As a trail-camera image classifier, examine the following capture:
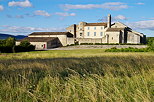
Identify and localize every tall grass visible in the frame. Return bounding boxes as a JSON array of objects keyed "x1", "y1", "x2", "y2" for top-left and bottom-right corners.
[{"x1": 0, "y1": 50, "x2": 154, "y2": 102}]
